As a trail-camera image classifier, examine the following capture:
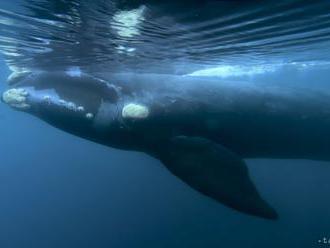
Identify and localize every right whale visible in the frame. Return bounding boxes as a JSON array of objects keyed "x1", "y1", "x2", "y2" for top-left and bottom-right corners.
[{"x1": 3, "y1": 71, "x2": 330, "y2": 220}]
